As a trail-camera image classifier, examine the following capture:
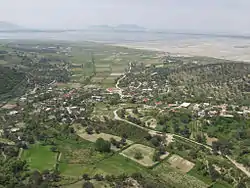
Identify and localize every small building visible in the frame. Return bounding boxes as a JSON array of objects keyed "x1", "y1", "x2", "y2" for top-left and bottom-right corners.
[
  {"x1": 9, "y1": 111, "x2": 18, "y2": 115},
  {"x1": 180, "y1": 102, "x2": 191, "y2": 108}
]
